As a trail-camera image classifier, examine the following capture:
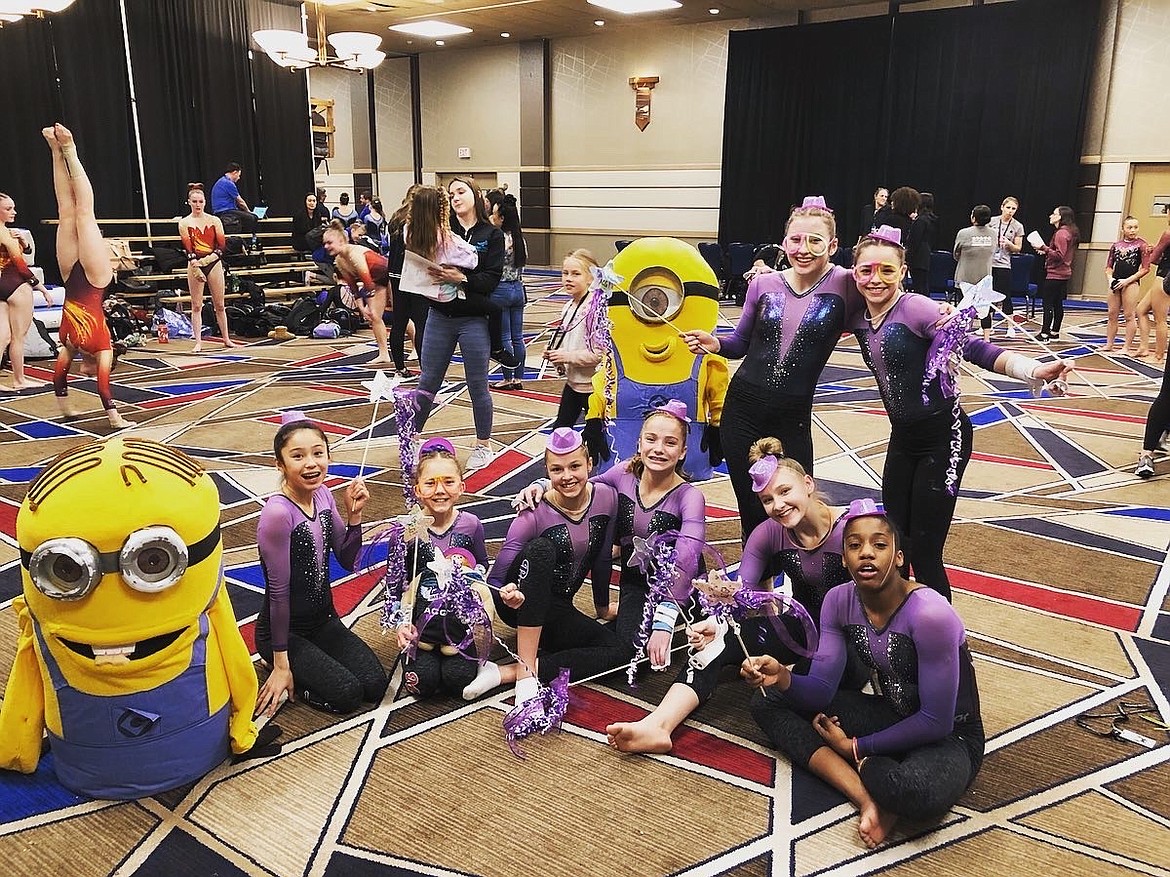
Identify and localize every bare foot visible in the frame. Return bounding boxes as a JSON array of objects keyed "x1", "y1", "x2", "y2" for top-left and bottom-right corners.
[
  {"x1": 1100, "y1": 344, "x2": 1116, "y2": 352},
  {"x1": 8, "y1": 378, "x2": 49, "y2": 390},
  {"x1": 42, "y1": 126, "x2": 58, "y2": 146},
  {"x1": 223, "y1": 338, "x2": 240, "y2": 349},
  {"x1": 54, "y1": 123, "x2": 74, "y2": 146},
  {"x1": 368, "y1": 357, "x2": 394, "y2": 366},
  {"x1": 605, "y1": 718, "x2": 674, "y2": 754},
  {"x1": 1134, "y1": 349, "x2": 1150, "y2": 359},
  {"x1": 191, "y1": 343, "x2": 203, "y2": 354},
  {"x1": 858, "y1": 801, "x2": 898, "y2": 849},
  {"x1": 107, "y1": 411, "x2": 131, "y2": 429}
]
